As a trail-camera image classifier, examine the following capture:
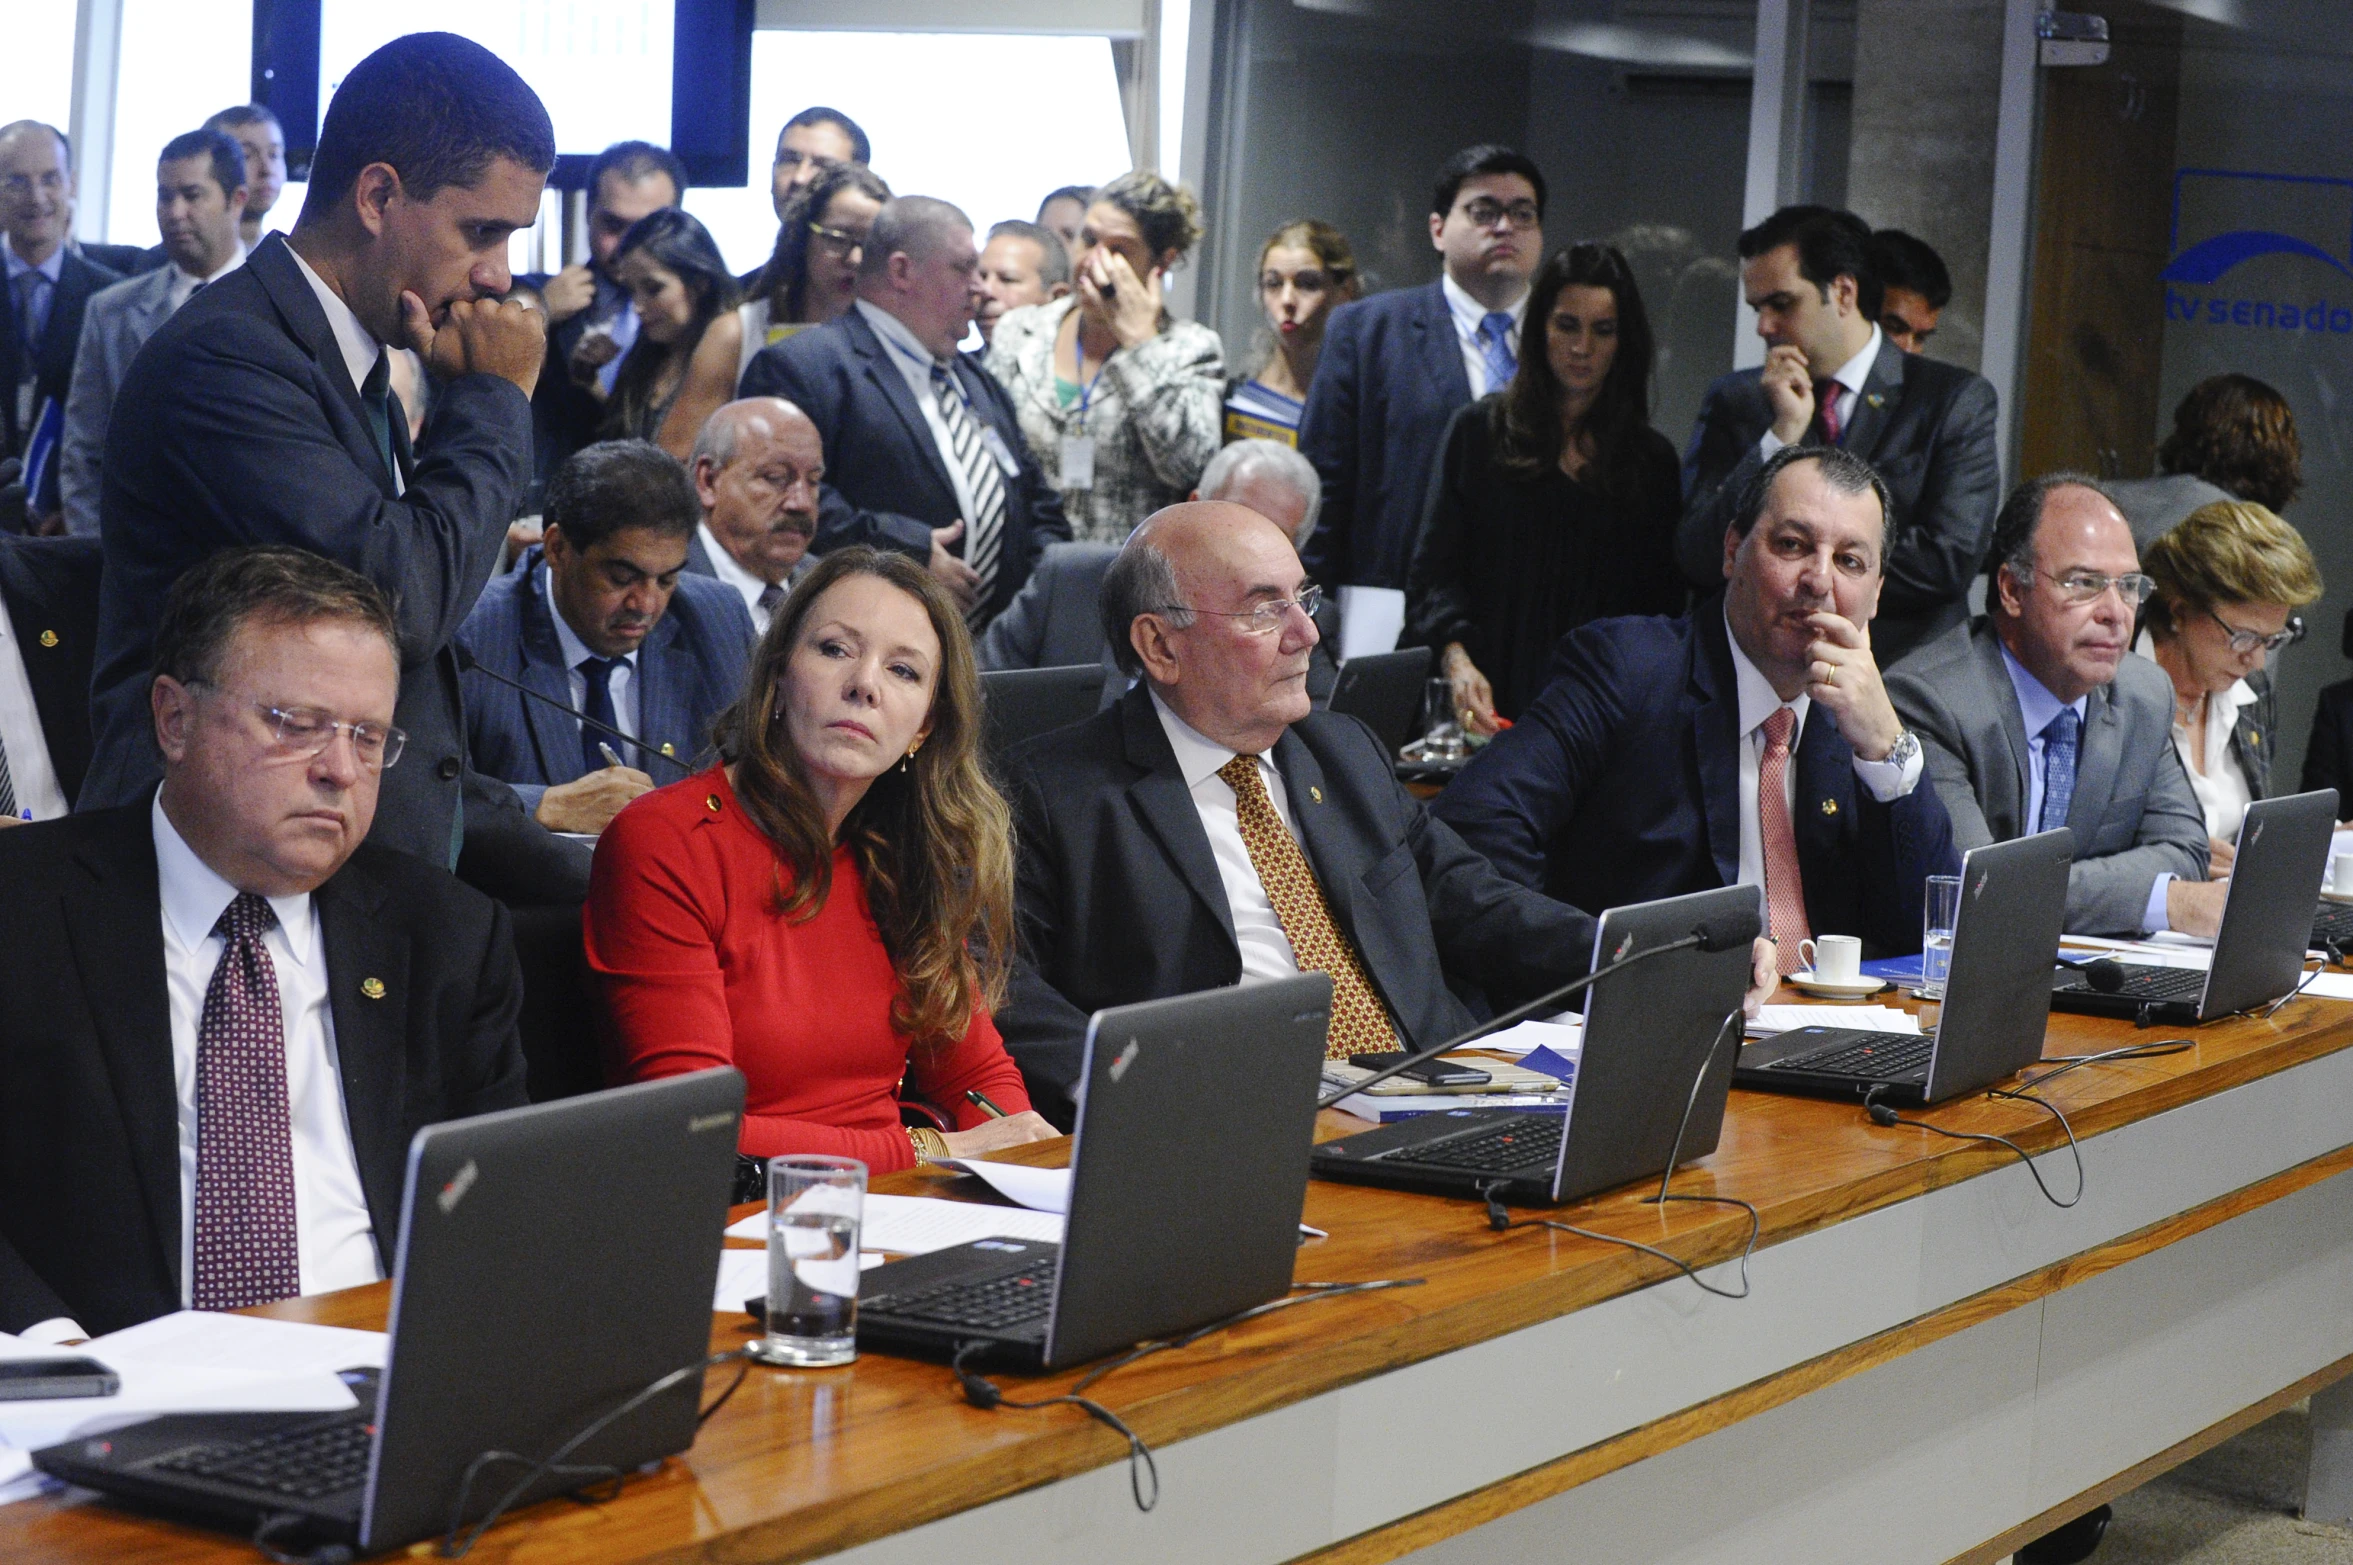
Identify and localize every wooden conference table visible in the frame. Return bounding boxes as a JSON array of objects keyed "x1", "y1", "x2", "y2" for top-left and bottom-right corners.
[{"x1": 13, "y1": 988, "x2": 2353, "y2": 1564}]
